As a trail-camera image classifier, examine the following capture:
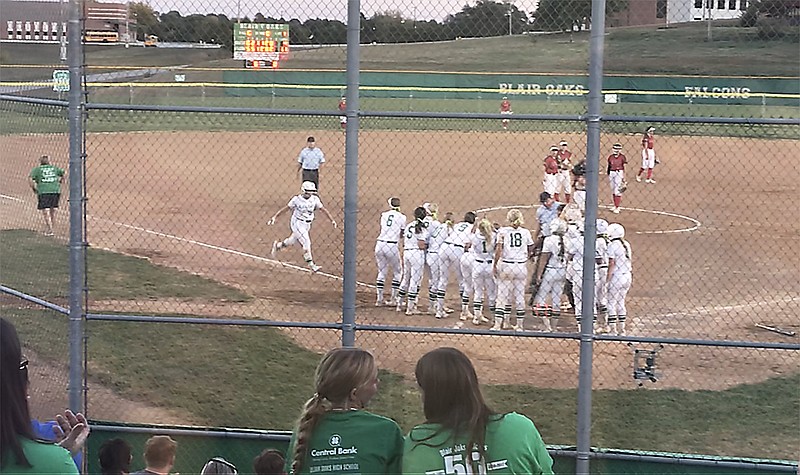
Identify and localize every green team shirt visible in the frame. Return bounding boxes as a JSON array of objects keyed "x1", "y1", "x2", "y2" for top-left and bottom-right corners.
[
  {"x1": 0, "y1": 438, "x2": 79, "y2": 474},
  {"x1": 403, "y1": 412, "x2": 554, "y2": 475},
  {"x1": 286, "y1": 410, "x2": 404, "y2": 475},
  {"x1": 29, "y1": 164, "x2": 65, "y2": 195}
]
